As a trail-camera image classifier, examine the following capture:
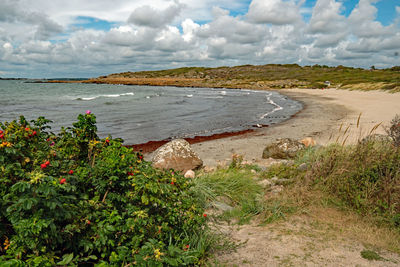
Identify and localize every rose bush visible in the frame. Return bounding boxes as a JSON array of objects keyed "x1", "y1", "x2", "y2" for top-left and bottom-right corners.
[{"x1": 0, "y1": 113, "x2": 207, "y2": 266}]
